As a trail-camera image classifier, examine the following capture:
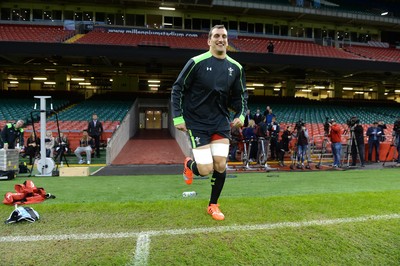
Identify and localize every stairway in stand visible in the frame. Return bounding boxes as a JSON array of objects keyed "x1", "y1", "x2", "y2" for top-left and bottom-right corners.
[{"x1": 112, "y1": 129, "x2": 185, "y2": 165}]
